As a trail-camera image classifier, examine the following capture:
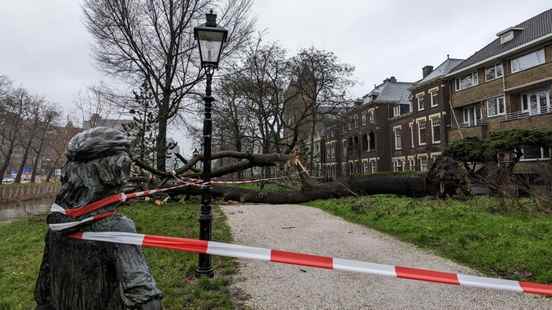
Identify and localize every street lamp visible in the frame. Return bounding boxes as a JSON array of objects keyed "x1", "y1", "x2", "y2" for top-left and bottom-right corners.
[{"x1": 194, "y1": 10, "x2": 228, "y2": 278}]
